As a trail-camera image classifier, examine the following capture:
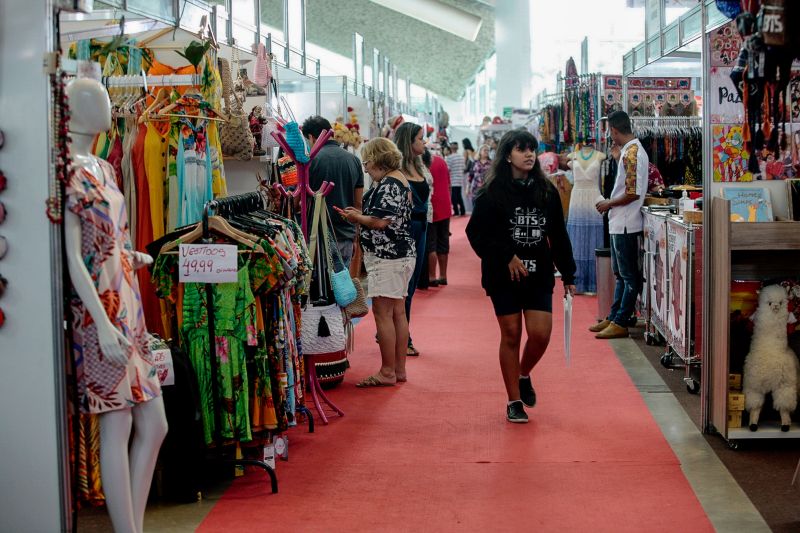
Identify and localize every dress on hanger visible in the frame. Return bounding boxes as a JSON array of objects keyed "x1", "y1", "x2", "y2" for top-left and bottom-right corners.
[
  {"x1": 66, "y1": 159, "x2": 162, "y2": 414},
  {"x1": 567, "y1": 150, "x2": 604, "y2": 294}
]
